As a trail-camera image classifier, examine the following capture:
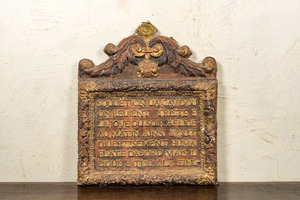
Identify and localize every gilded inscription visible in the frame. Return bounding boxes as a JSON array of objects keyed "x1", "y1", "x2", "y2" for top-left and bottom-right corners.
[{"x1": 94, "y1": 95, "x2": 202, "y2": 170}]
